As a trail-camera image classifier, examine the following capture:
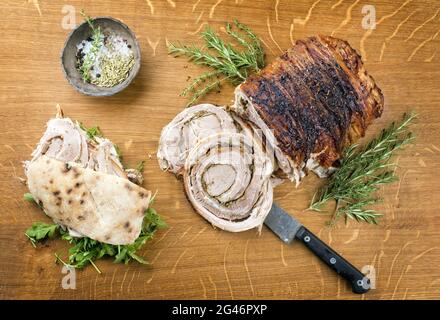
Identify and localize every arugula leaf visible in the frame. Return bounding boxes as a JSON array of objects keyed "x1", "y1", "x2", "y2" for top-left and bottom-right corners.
[
  {"x1": 28, "y1": 206, "x2": 166, "y2": 272},
  {"x1": 145, "y1": 207, "x2": 167, "y2": 229},
  {"x1": 25, "y1": 222, "x2": 60, "y2": 247},
  {"x1": 79, "y1": 123, "x2": 103, "y2": 140},
  {"x1": 113, "y1": 144, "x2": 123, "y2": 162},
  {"x1": 136, "y1": 160, "x2": 145, "y2": 173},
  {"x1": 23, "y1": 193, "x2": 36, "y2": 203},
  {"x1": 59, "y1": 207, "x2": 165, "y2": 269},
  {"x1": 85, "y1": 126, "x2": 102, "y2": 139}
]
